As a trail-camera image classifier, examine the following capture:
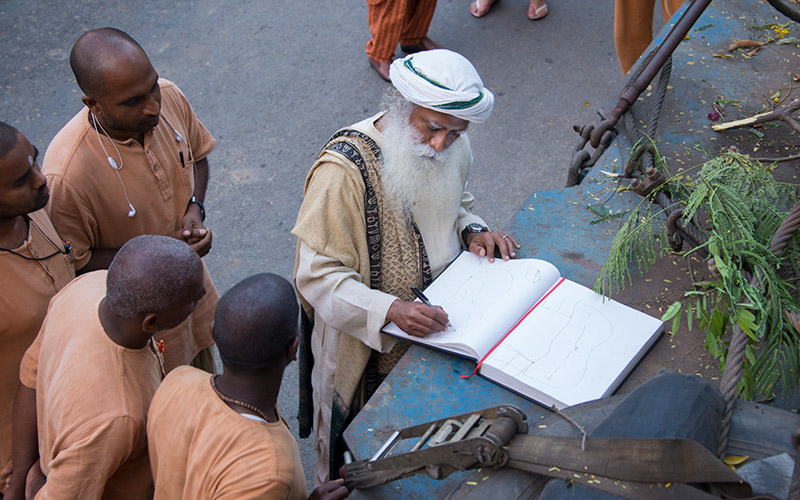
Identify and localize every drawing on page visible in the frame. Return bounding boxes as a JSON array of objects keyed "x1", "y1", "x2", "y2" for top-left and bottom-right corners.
[
  {"x1": 486, "y1": 299, "x2": 613, "y2": 389},
  {"x1": 431, "y1": 263, "x2": 545, "y2": 336}
]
